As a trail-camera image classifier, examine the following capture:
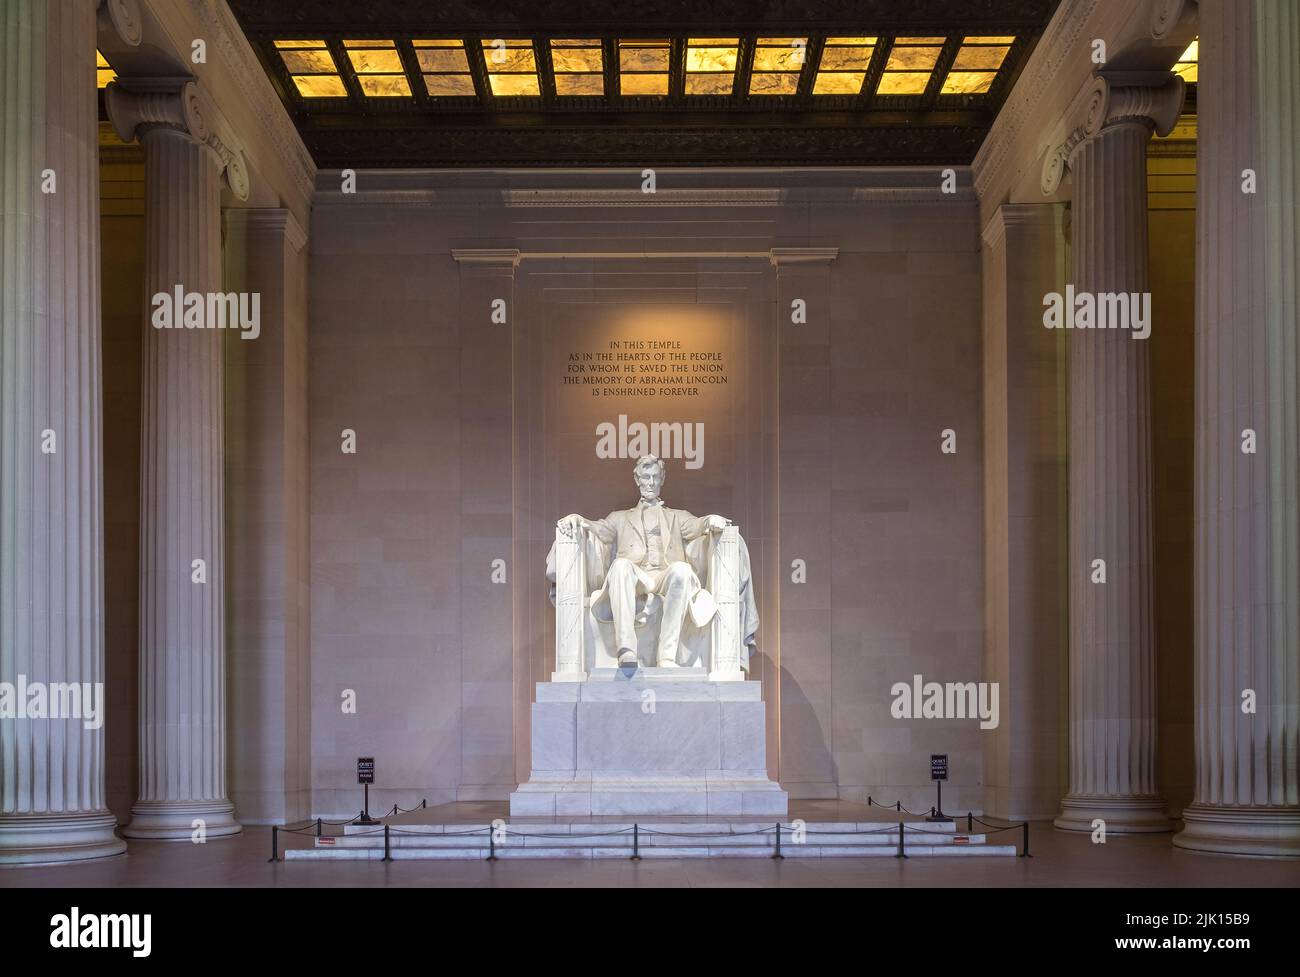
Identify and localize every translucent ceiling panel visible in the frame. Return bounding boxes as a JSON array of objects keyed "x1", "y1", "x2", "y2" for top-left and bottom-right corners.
[
  {"x1": 749, "y1": 37, "x2": 807, "y2": 95},
  {"x1": 940, "y1": 36, "x2": 1013, "y2": 95},
  {"x1": 685, "y1": 38, "x2": 738, "y2": 95},
  {"x1": 876, "y1": 37, "x2": 945, "y2": 95},
  {"x1": 343, "y1": 40, "x2": 412, "y2": 97},
  {"x1": 551, "y1": 39, "x2": 604, "y2": 95},
  {"x1": 619, "y1": 39, "x2": 670, "y2": 95},
  {"x1": 274, "y1": 39, "x2": 346, "y2": 98},
  {"x1": 812, "y1": 37, "x2": 875, "y2": 95},
  {"x1": 482, "y1": 39, "x2": 541, "y2": 96},
  {"x1": 413, "y1": 39, "x2": 477, "y2": 96}
]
